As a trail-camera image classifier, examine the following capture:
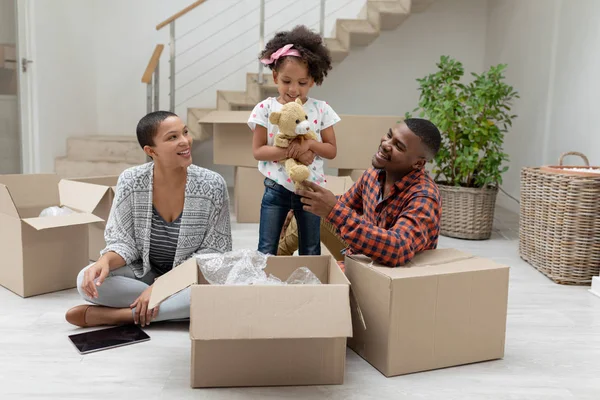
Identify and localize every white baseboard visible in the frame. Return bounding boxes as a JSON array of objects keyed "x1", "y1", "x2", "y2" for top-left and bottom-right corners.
[{"x1": 589, "y1": 276, "x2": 600, "y2": 298}]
